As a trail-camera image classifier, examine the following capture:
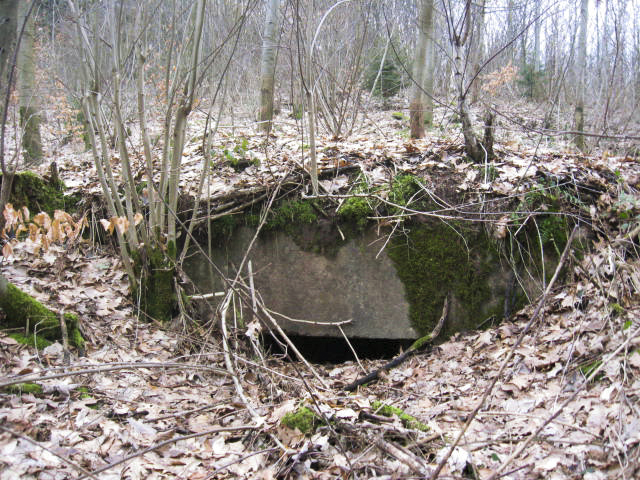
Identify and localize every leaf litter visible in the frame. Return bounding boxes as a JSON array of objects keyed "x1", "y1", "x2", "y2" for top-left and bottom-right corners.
[{"x1": 1, "y1": 105, "x2": 640, "y2": 479}]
